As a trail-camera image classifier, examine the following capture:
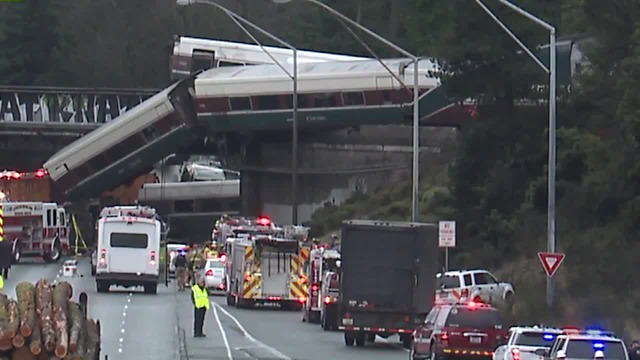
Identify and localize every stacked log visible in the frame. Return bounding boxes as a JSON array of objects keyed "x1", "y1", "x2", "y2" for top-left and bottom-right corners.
[{"x1": 0, "y1": 281, "x2": 101, "y2": 359}]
